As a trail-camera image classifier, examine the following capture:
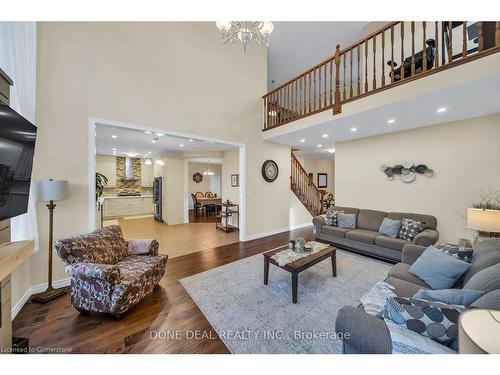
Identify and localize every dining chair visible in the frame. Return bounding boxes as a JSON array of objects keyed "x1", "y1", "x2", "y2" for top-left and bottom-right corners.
[
  {"x1": 191, "y1": 194, "x2": 202, "y2": 217},
  {"x1": 195, "y1": 192, "x2": 204, "y2": 199},
  {"x1": 205, "y1": 191, "x2": 214, "y2": 198}
]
